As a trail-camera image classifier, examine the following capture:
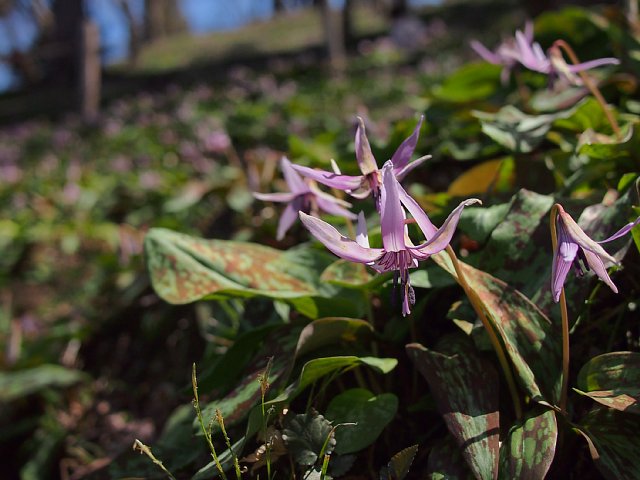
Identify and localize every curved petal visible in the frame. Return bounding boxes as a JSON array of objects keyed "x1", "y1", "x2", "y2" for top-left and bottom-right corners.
[
  {"x1": 308, "y1": 182, "x2": 353, "y2": 208},
  {"x1": 396, "y1": 182, "x2": 437, "y2": 239},
  {"x1": 277, "y1": 201, "x2": 300, "y2": 240},
  {"x1": 315, "y1": 196, "x2": 357, "y2": 219},
  {"x1": 412, "y1": 199, "x2": 482, "y2": 257},
  {"x1": 581, "y1": 248, "x2": 618, "y2": 294},
  {"x1": 299, "y1": 212, "x2": 382, "y2": 263},
  {"x1": 567, "y1": 57, "x2": 620, "y2": 73},
  {"x1": 292, "y1": 164, "x2": 363, "y2": 191},
  {"x1": 470, "y1": 40, "x2": 501, "y2": 64},
  {"x1": 355, "y1": 117, "x2": 379, "y2": 176},
  {"x1": 598, "y1": 216, "x2": 640, "y2": 244},
  {"x1": 394, "y1": 154, "x2": 432, "y2": 182},
  {"x1": 380, "y1": 162, "x2": 407, "y2": 253},
  {"x1": 391, "y1": 116, "x2": 423, "y2": 170},
  {"x1": 558, "y1": 210, "x2": 617, "y2": 264},
  {"x1": 253, "y1": 191, "x2": 297, "y2": 203},
  {"x1": 356, "y1": 211, "x2": 370, "y2": 248},
  {"x1": 551, "y1": 227, "x2": 578, "y2": 302},
  {"x1": 281, "y1": 157, "x2": 309, "y2": 194}
]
